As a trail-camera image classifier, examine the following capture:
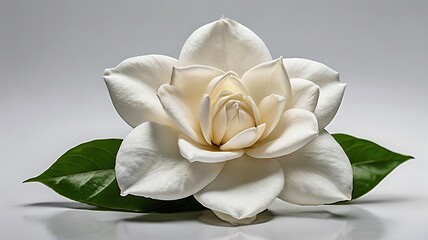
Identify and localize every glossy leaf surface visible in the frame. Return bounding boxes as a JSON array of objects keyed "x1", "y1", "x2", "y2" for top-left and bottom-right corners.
[
  {"x1": 25, "y1": 139, "x2": 205, "y2": 212},
  {"x1": 333, "y1": 134, "x2": 413, "y2": 199}
]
